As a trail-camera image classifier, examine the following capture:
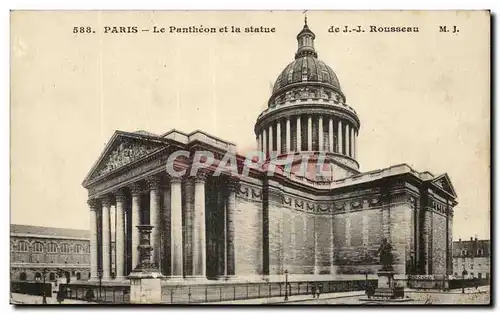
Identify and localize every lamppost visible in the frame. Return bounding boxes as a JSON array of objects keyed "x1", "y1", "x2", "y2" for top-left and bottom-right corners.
[
  {"x1": 284, "y1": 269, "x2": 289, "y2": 301},
  {"x1": 41, "y1": 268, "x2": 48, "y2": 304},
  {"x1": 97, "y1": 269, "x2": 103, "y2": 300}
]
